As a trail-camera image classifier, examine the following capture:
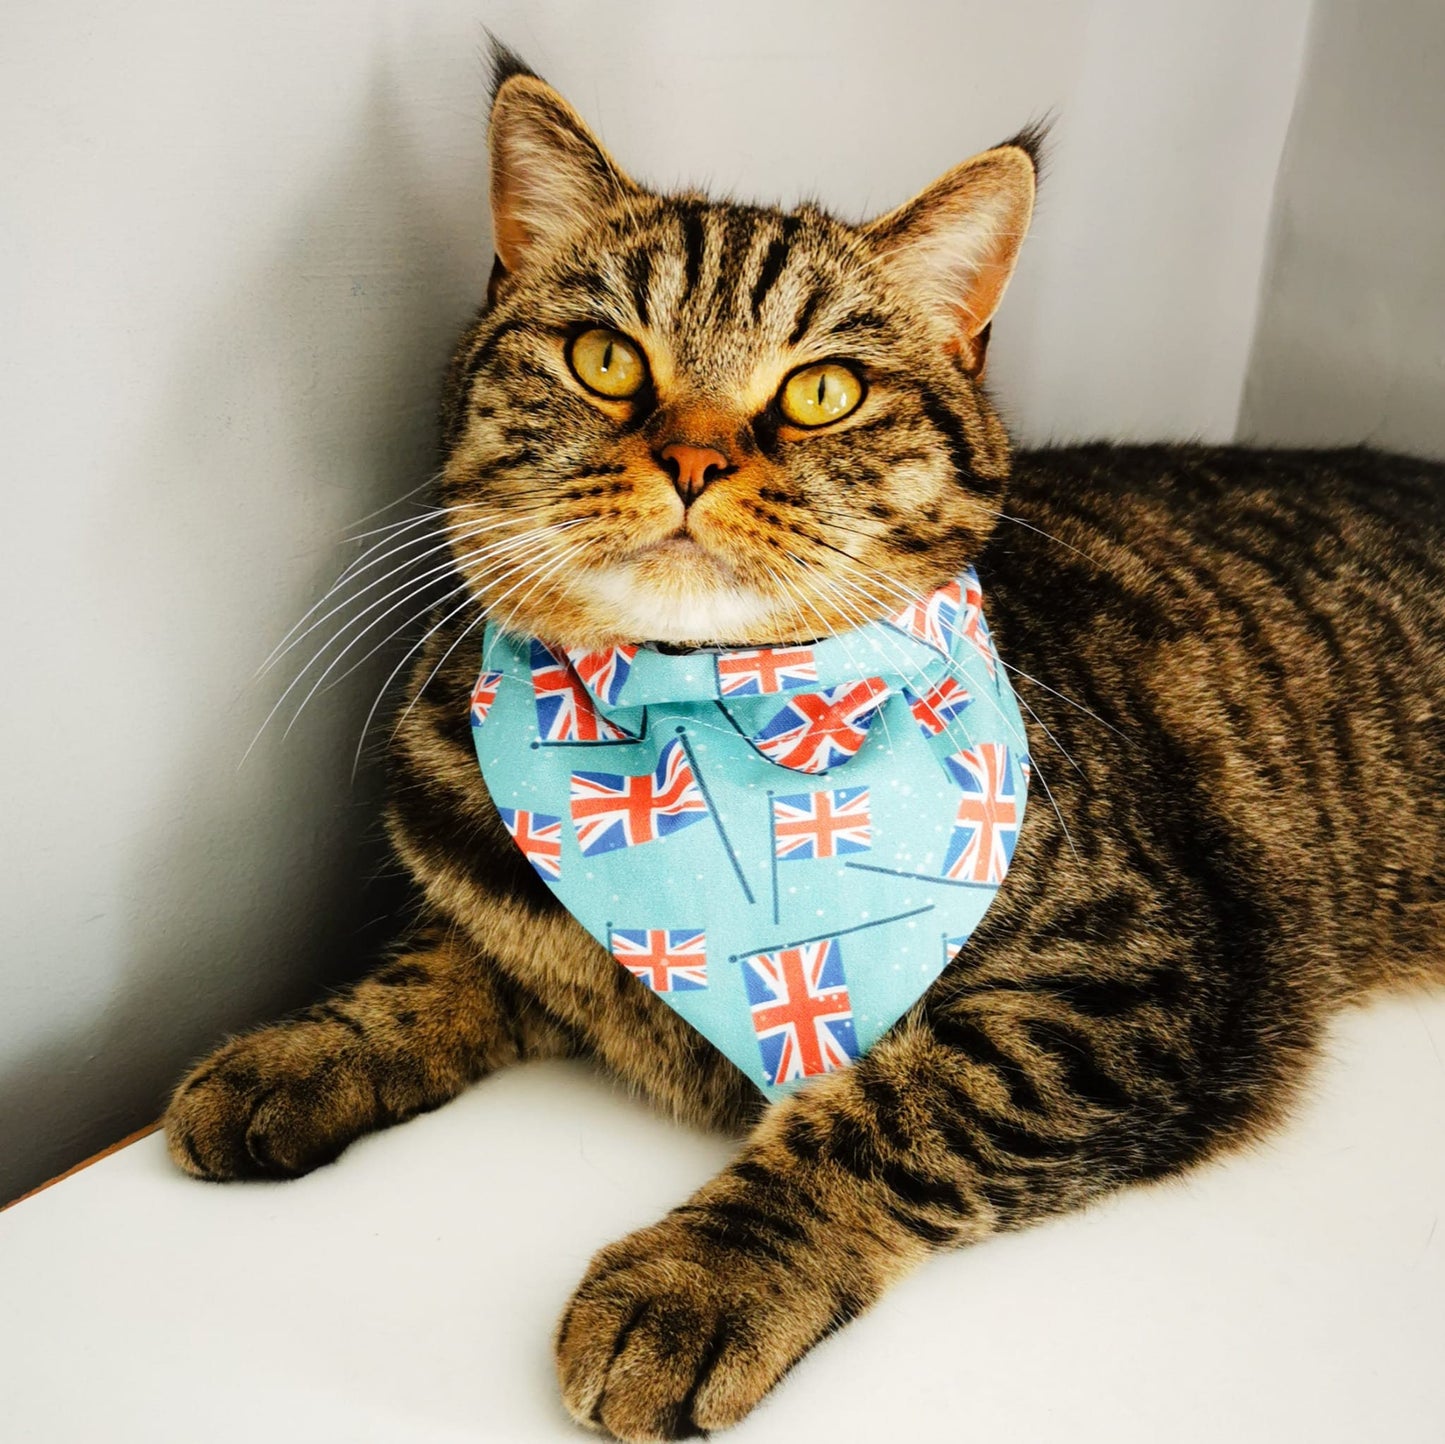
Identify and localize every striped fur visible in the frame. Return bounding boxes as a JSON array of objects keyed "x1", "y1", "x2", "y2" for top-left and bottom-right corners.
[{"x1": 164, "y1": 58, "x2": 1445, "y2": 1444}]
